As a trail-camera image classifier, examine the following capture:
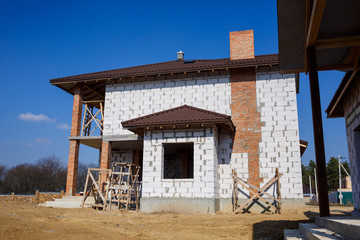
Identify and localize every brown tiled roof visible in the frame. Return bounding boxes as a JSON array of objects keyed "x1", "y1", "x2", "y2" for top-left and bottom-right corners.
[
  {"x1": 50, "y1": 54, "x2": 278, "y2": 84},
  {"x1": 122, "y1": 105, "x2": 235, "y2": 130}
]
